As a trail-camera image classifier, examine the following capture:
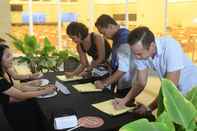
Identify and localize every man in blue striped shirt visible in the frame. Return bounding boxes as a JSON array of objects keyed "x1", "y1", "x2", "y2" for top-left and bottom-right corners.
[{"x1": 94, "y1": 14, "x2": 136, "y2": 97}]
